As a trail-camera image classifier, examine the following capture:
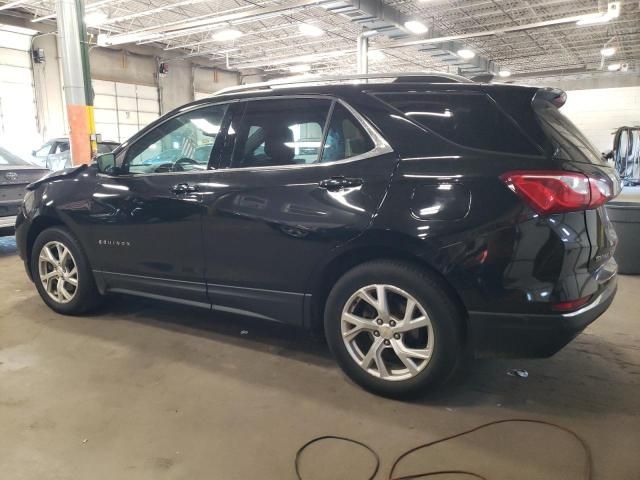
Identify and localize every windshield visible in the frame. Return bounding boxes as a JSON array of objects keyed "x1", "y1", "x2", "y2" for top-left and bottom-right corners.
[
  {"x1": 533, "y1": 100, "x2": 605, "y2": 165},
  {"x1": 0, "y1": 146, "x2": 31, "y2": 166}
]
